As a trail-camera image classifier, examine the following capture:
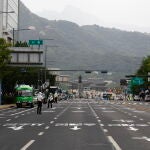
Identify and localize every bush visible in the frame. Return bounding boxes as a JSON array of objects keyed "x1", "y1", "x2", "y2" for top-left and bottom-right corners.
[{"x1": 2, "y1": 96, "x2": 15, "y2": 104}]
